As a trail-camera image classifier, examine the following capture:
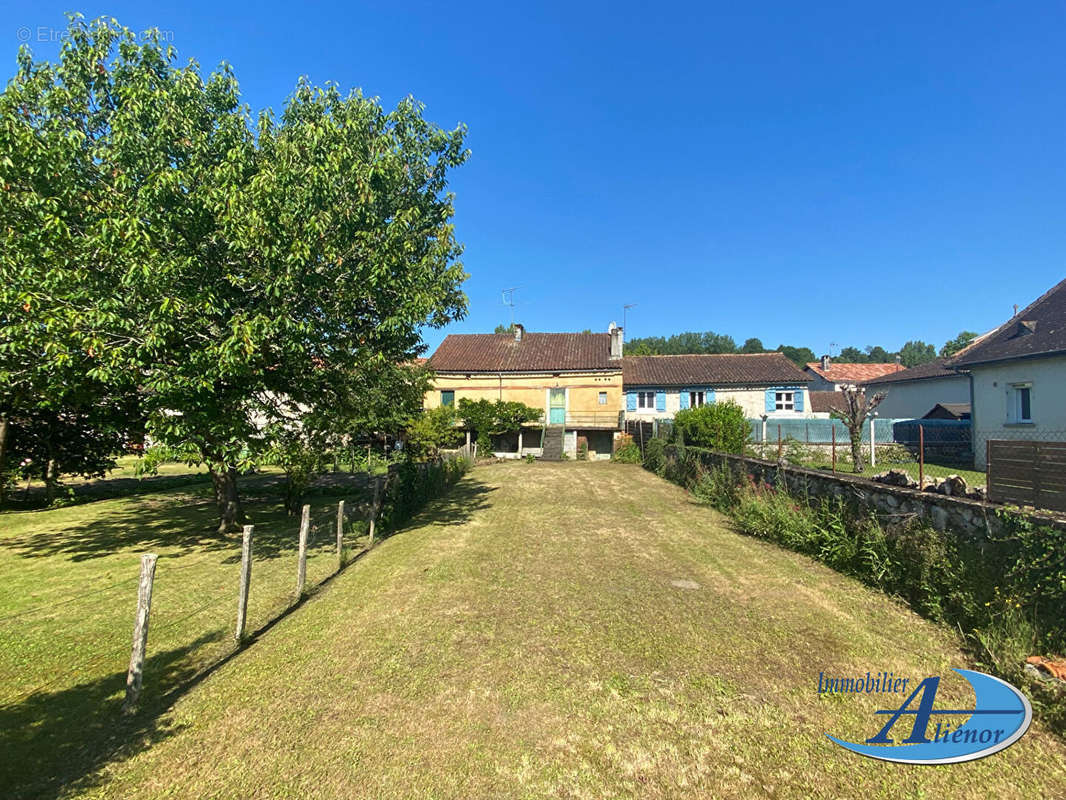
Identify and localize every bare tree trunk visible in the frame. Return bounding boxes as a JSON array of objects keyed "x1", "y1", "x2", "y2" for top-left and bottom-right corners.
[
  {"x1": 0, "y1": 414, "x2": 8, "y2": 506},
  {"x1": 209, "y1": 466, "x2": 245, "y2": 534},
  {"x1": 850, "y1": 431, "x2": 864, "y2": 473}
]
